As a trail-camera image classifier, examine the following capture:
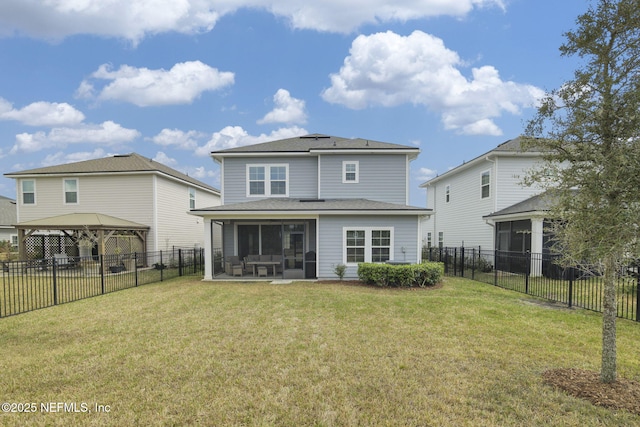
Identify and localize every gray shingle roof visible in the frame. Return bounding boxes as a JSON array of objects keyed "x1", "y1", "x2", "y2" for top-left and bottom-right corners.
[
  {"x1": 212, "y1": 134, "x2": 418, "y2": 155},
  {"x1": 0, "y1": 195, "x2": 16, "y2": 227},
  {"x1": 192, "y1": 198, "x2": 430, "y2": 214},
  {"x1": 483, "y1": 192, "x2": 555, "y2": 219},
  {"x1": 5, "y1": 153, "x2": 219, "y2": 194}
]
